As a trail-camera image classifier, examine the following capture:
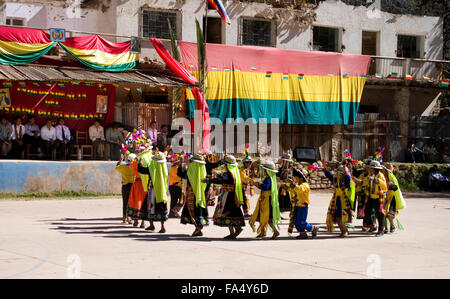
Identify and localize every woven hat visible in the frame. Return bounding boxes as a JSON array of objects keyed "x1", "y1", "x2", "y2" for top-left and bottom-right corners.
[
  {"x1": 224, "y1": 155, "x2": 238, "y2": 166},
  {"x1": 293, "y1": 168, "x2": 308, "y2": 181},
  {"x1": 152, "y1": 151, "x2": 166, "y2": 163},
  {"x1": 260, "y1": 160, "x2": 278, "y2": 173},
  {"x1": 127, "y1": 153, "x2": 137, "y2": 161},
  {"x1": 369, "y1": 160, "x2": 382, "y2": 170},
  {"x1": 190, "y1": 153, "x2": 206, "y2": 164},
  {"x1": 281, "y1": 152, "x2": 294, "y2": 163}
]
